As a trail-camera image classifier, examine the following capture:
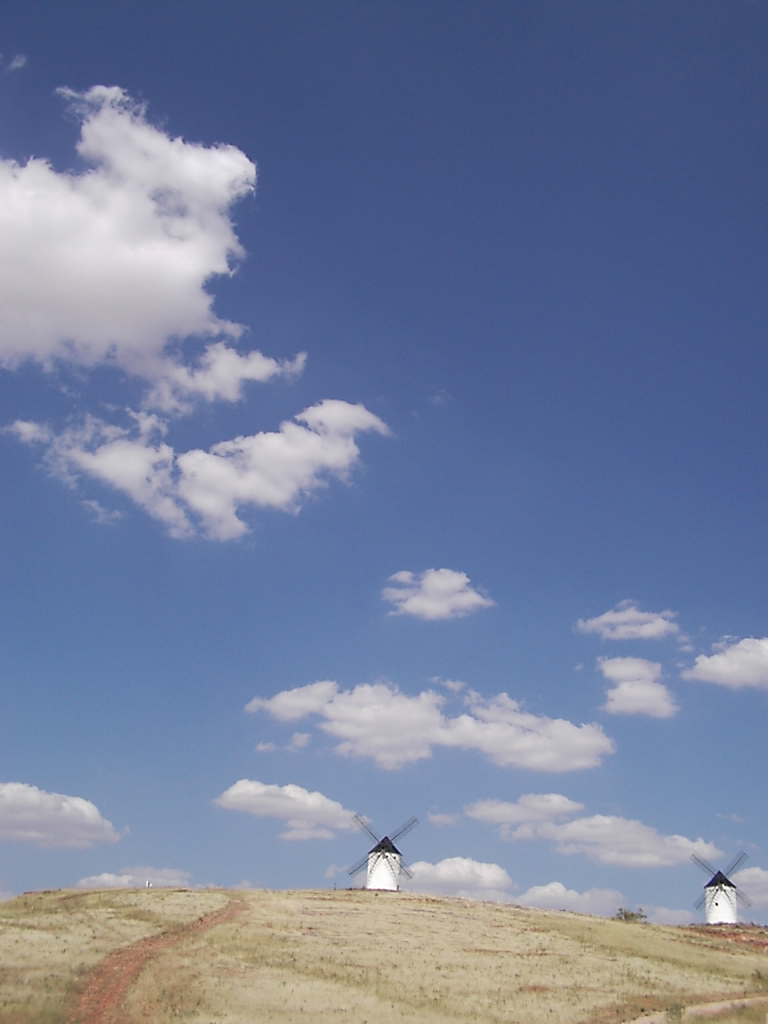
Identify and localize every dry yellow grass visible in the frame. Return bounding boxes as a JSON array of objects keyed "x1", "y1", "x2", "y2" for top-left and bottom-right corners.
[{"x1": 2, "y1": 887, "x2": 768, "y2": 1024}]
